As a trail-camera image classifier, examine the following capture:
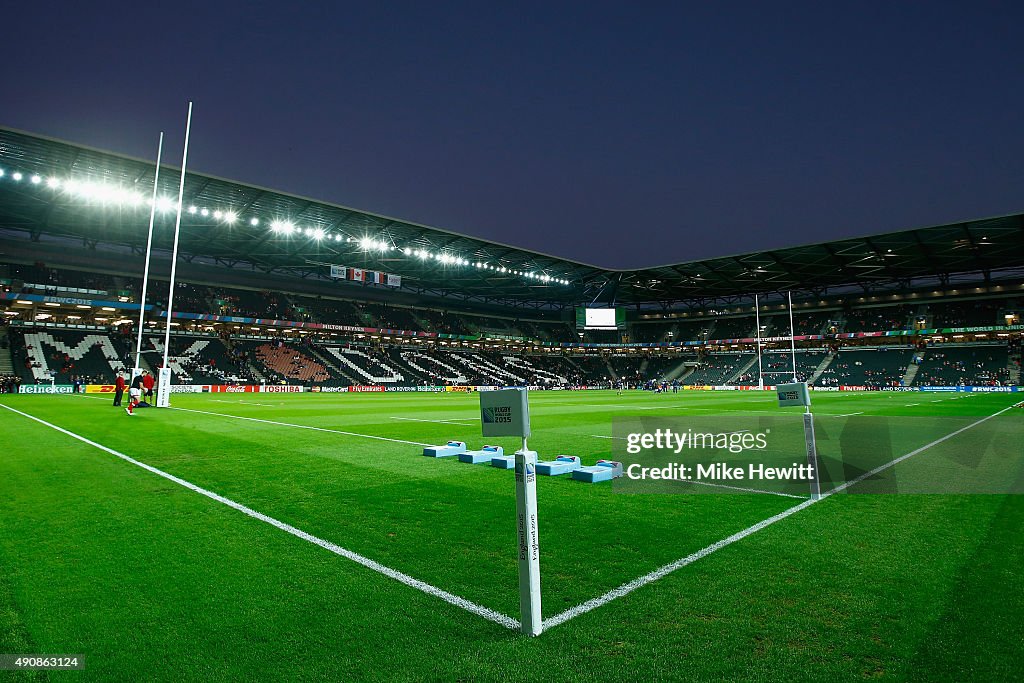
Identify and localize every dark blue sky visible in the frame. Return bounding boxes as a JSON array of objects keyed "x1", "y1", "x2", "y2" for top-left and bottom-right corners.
[{"x1": 3, "y1": 1, "x2": 1022, "y2": 268}]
